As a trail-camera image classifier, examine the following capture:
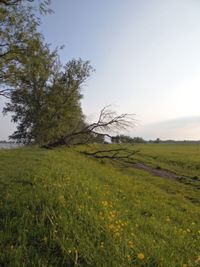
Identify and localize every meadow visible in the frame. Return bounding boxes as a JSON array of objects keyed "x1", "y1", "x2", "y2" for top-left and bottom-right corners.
[
  {"x1": 133, "y1": 143, "x2": 200, "y2": 178},
  {"x1": 0, "y1": 144, "x2": 200, "y2": 267}
]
